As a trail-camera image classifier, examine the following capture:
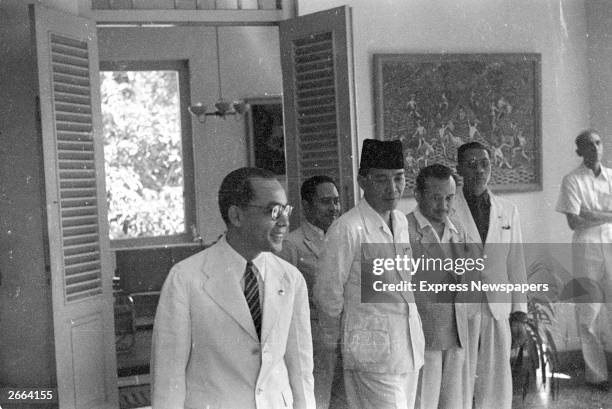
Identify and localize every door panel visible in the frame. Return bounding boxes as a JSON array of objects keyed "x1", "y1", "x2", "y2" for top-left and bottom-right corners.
[
  {"x1": 31, "y1": 4, "x2": 118, "y2": 408},
  {"x1": 280, "y1": 6, "x2": 357, "y2": 227}
]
